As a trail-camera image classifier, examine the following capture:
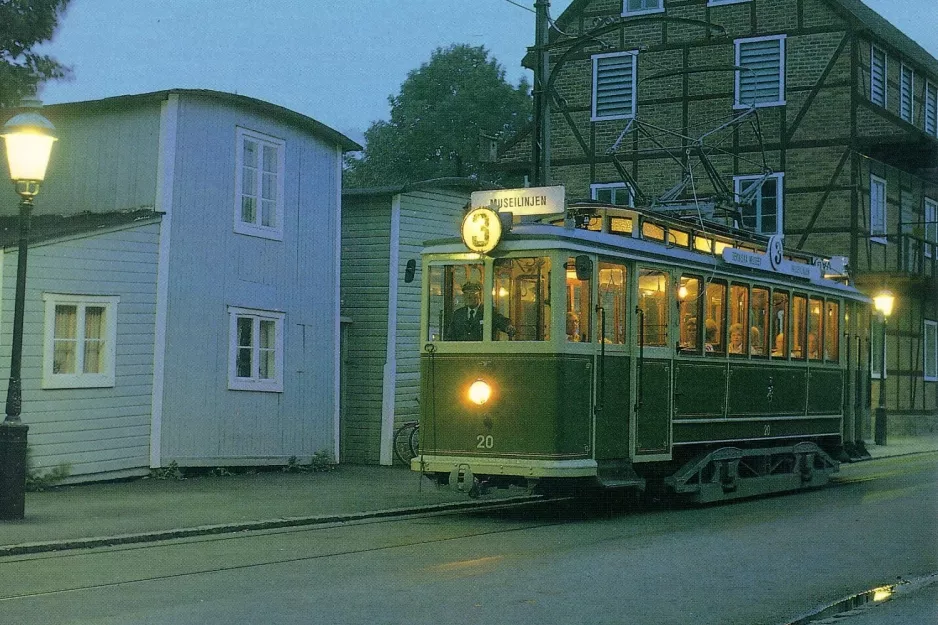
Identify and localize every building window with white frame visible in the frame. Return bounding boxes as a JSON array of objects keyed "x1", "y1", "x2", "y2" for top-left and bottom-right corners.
[
  {"x1": 925, "y1": 198, "x2": 937, "y2": 259},
  {"x1": 925, "y1": 81, "x2": 937, "y2": 136},
  {"x1": 871, "y1": 45, "x2": 887, "y2": 107},
  {"x1": 900, "y1": 64, "x2": 914, "y2": 123},
  {"x1": 591, "y1": 182, "x2": 634, "y2": 207},
  {"x1": 228, "y1": 307, "x2": 284, "y2": 392},
  {"x1": 592, "y1": 51, "x2": 638, "y2": 121},
  {"x1": 234, "y1": 127, "x2": 285, "y2": 240},
  {"x1": 622, "y1": 0, "x2": 663, "y2": 16},
  {"x1": 735, "y1": 35, "x2": 786, "y2": 108},
  {"x1": 734, "y1": 173, "x2": 784, "y2": 235},
  {"x1": 870, "y1": 174, "x2": 887, "y2": 243},
  {"x1": 925, "y1": 320, "x2": 938, "y2": 381},
  {"x1": 42, "y1": 294, "x2": 119, "y2": 389}
]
